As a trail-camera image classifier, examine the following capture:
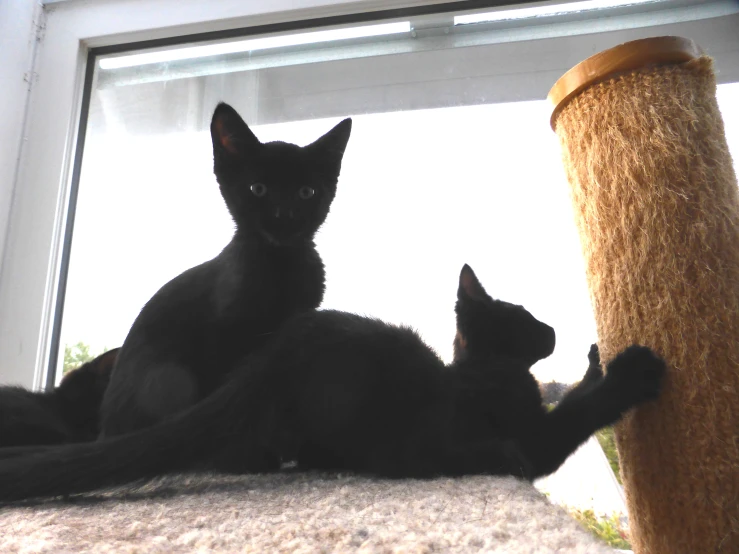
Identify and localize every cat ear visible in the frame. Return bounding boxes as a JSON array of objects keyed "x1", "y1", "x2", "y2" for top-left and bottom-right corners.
[
  {"x1": 210, "y1": 103, "x2": 261, "y2": 158},
  {"x1": 89, "y1": 348, "x2": 119, "y2": 376},
  {"x1": 452, "y1": 330, "x2": 469, "y2": 362},
  {"x1": 306, "y1": 118, "x2": 352, "y2": 161},
  {"x1": 458, "y1": 264, "x2": 489, "y2": 302}
]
